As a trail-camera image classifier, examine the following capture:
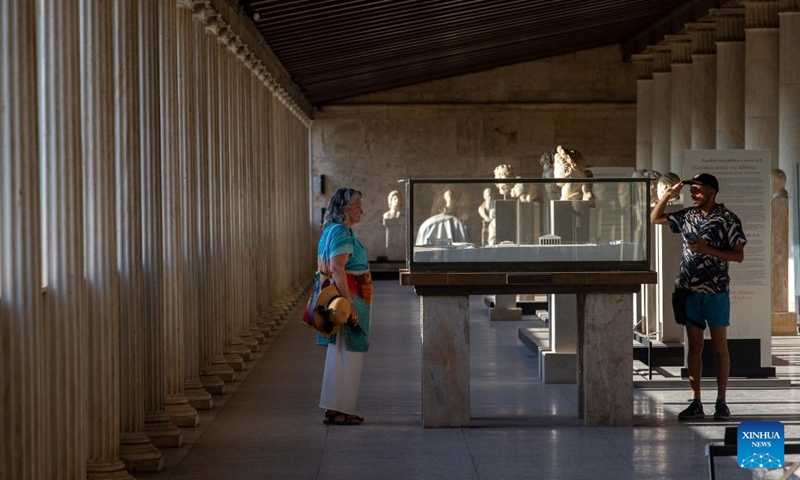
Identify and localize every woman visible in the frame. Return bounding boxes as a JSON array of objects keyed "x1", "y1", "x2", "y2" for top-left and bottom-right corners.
[{"x1": 317, "y1": 187, "x2": 372, "y2": 425}]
